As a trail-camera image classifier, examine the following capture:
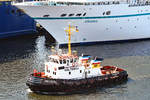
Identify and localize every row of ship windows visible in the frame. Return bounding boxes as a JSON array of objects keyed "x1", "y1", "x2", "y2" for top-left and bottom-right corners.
[
  {"x1": 60, "y1": 11, "x2": 111, "y2": 17},
  {"x1": 43, "y1": 13, "x2": 86, "y2": 17},
  {"x1": 129, "y1": 1, "x2": 150, "y2": 7},
  {"x1": 49, "y1": 58, "x2": 77, "y2": 64},
  {"x1": 49, "y1": 70, "x2": 91, "y2": 75},
  {"x1": 61, "y1": 13, "x2": 86, "y2": 17},
  {"x1": 43, "y1": 11, "x2": 111, "y2": 17}
]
